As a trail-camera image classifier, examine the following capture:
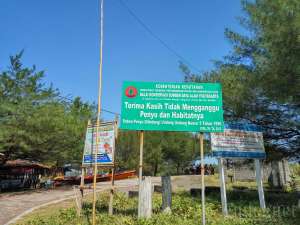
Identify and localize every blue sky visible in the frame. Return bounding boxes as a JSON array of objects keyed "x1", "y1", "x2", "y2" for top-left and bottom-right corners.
[{"x1": 0, "y1": 0, "x2": 245, "y2": 120}]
